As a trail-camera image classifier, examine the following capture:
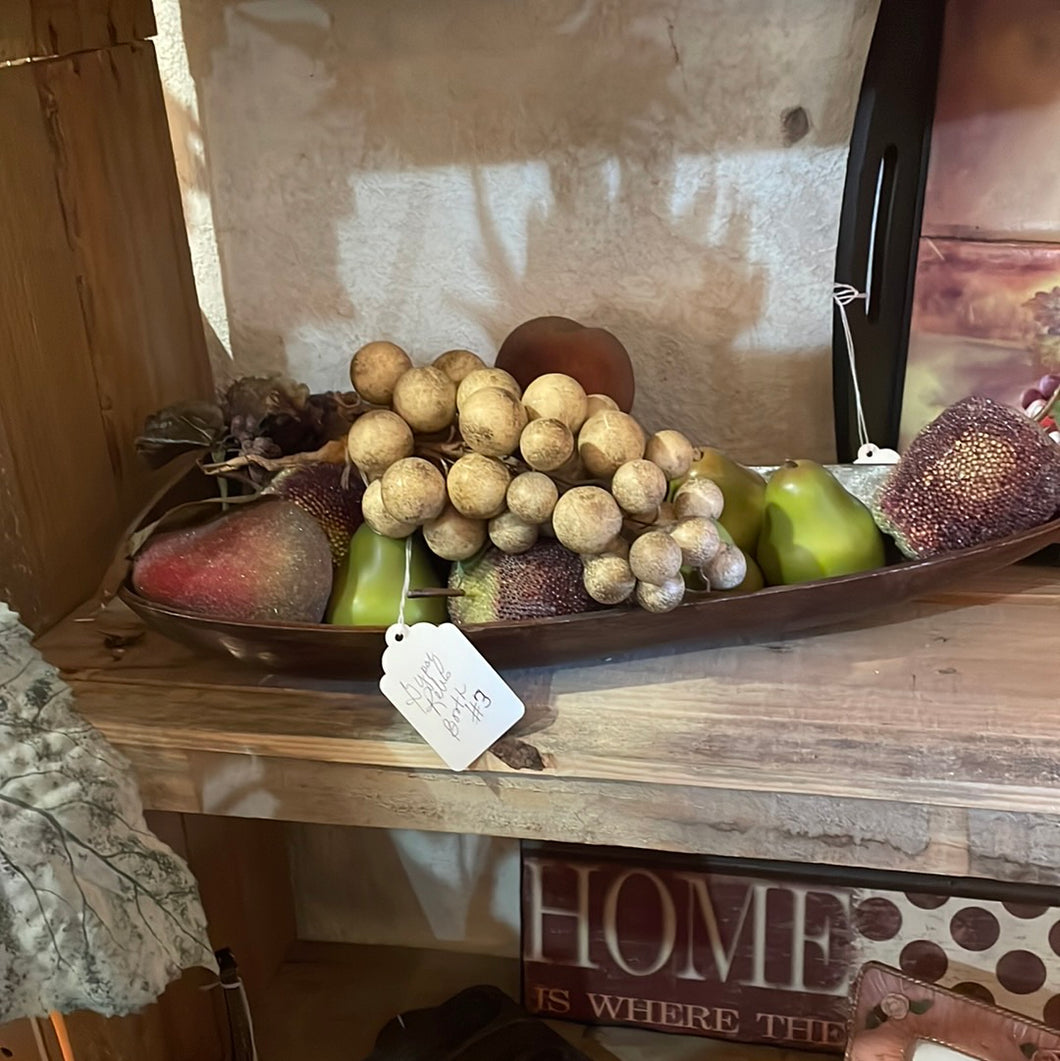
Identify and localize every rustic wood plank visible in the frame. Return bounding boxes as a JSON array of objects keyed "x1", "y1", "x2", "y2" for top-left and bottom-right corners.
[
  {"x1": 0, "y1": 1018, "x2": 50, "y2": 1059},
  {"x1": 47, "y1": 568, "x2": 1060, "y2": 810},
  {"x1": 35, "y1": 42, "x2": 213, "y2": 512},
  {"x1": 107, "y1": 745, "x2": 1025, "y2": 881},
  {"x1": 36, "y1": 565, "x2": 1060, "y2": 880},
  {"x1": 0, "y1": 58, "x2": 123, "y2": 632},
  {"x1": 0, "y1": 0, "x2": 154, "y2": 62},
  {"x1": 177, "y1": 814, "x2": 297, "y2": 1000},
  {"x1": 0, "y1": 42, "x2": 212, "y2": 632}
]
